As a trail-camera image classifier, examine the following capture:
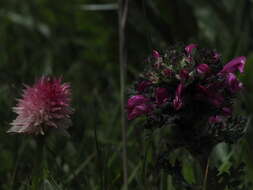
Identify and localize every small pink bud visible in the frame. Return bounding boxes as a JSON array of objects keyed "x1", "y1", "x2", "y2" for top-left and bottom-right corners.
[
  {"x1": 221, "y1": 56, "x2": 246, "y2": 73},
  {"x1": 136, "y1": 80, "x2": 152, "y2": 92},
  {"x1": 213, "y1": 52, "x2": 220, "y2": 61},
  {"x1": 127, "y1": 95, "x2": 152, "y2": 120},
  {"x1": 225, "y1": 73, "x2": 243, "y2": 92},
  {"x1": 163, "y1": 69, "x2": 172, "y2": 77},
  {"x1": 152, "y1": 50, "x2": 160, "y2": 58},
  {"x1": 179, "y1": 69, "x2": 189, "y2": 80},
  {"x1": 196, "y1": 64, "x2": 210, "y2": 75},
  {"x1": 173, "y1": 96, "x2": 183, "y2": 111},
  {"x1": 185, "y1": 44, "x2": 197, "y2": 54},
  {"x1": 173, "y1": 83, "x2": 184, "y2": 110}
]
